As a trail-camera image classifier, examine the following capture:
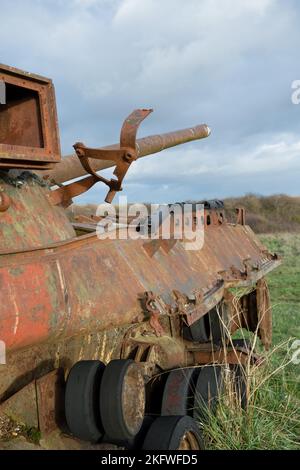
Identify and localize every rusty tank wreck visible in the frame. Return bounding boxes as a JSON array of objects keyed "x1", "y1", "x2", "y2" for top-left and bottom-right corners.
[{"x1": 0, "y1": 64, "x2": 280, "y2": 450}]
